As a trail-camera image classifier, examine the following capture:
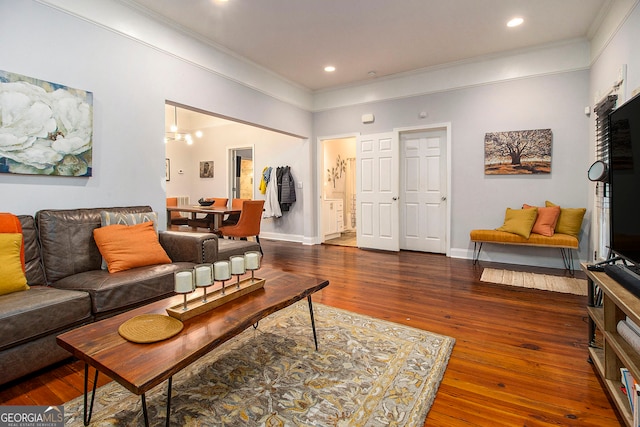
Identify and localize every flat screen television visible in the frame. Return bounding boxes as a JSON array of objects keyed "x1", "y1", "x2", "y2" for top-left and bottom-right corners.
[{"x1": 609, "y1": 93, "x2": 640, "y2": 266}]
